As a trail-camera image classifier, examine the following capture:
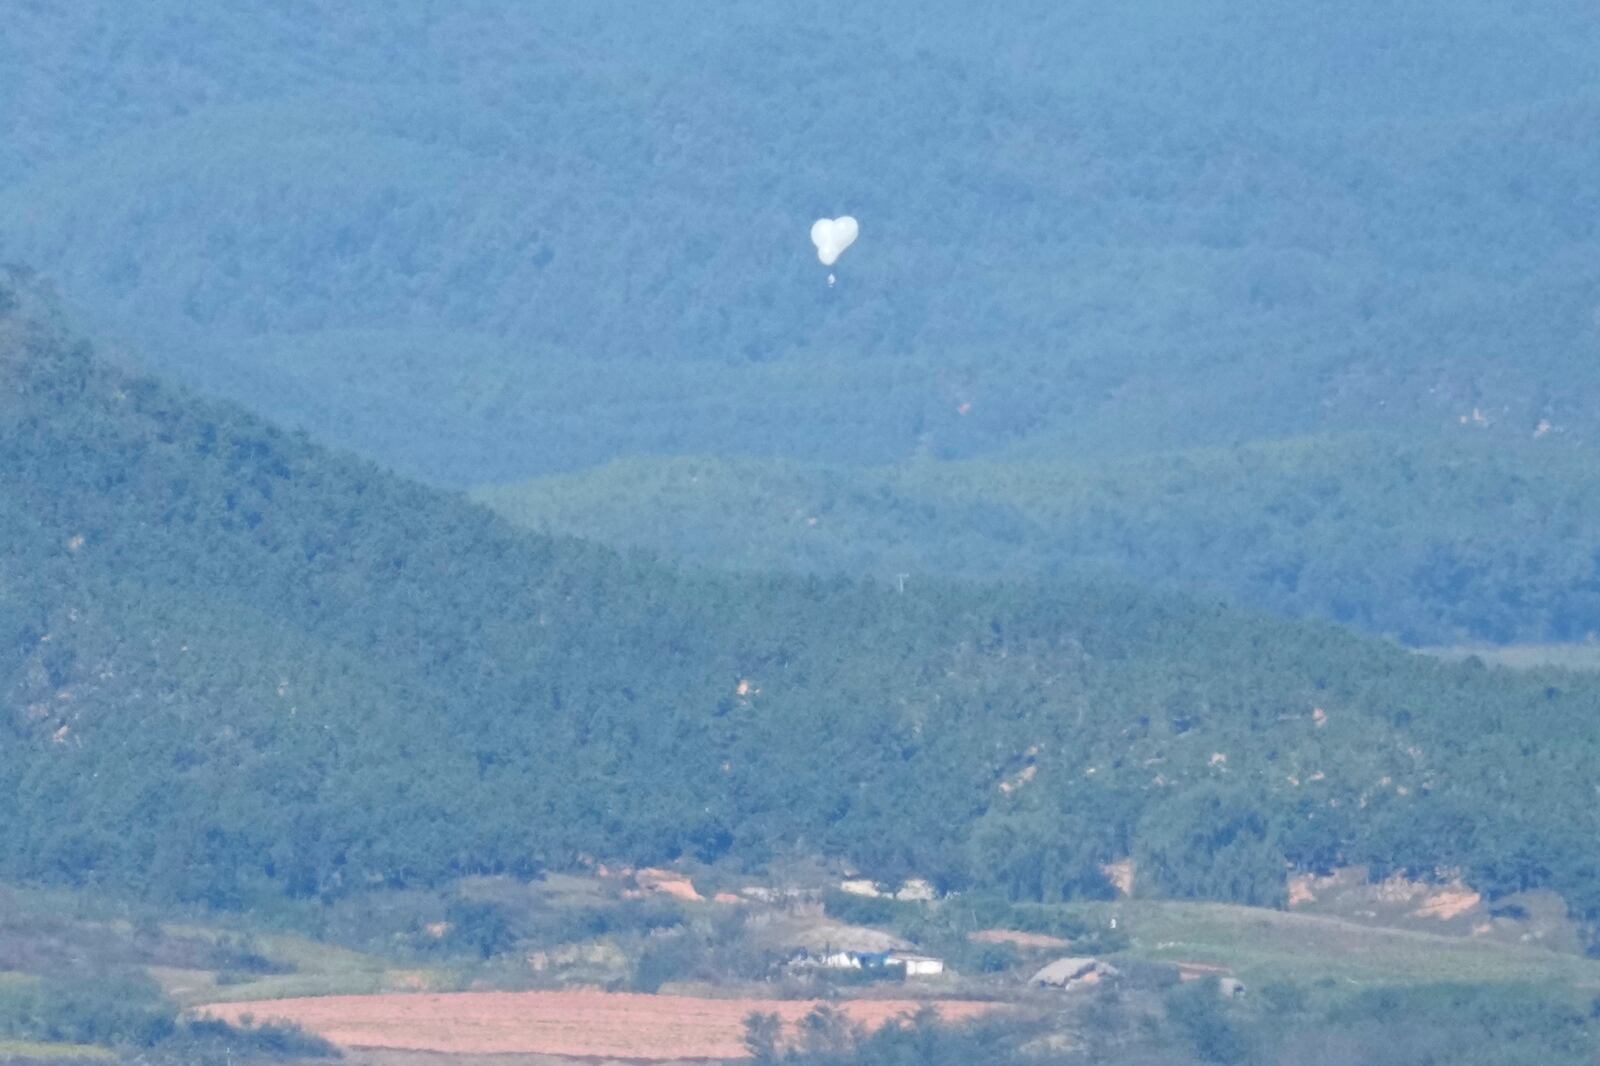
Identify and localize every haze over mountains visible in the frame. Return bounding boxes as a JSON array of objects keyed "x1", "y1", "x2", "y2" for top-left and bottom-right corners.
[
  {"x1": 6, "y1": 8, "x2": 1600, "y2": 1060},
  {"x1": 3, "y1": 1, "x2": 1600, "y2": 487}
]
